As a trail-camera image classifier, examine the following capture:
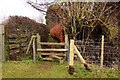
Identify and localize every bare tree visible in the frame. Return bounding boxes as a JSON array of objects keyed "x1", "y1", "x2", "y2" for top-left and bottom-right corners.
[
  {"x1": 27, "y1": 0, "x2": 119, "y2": 41},
  {"x1": 27, "y1": 0, "x2": 54, "y2": 12}
]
